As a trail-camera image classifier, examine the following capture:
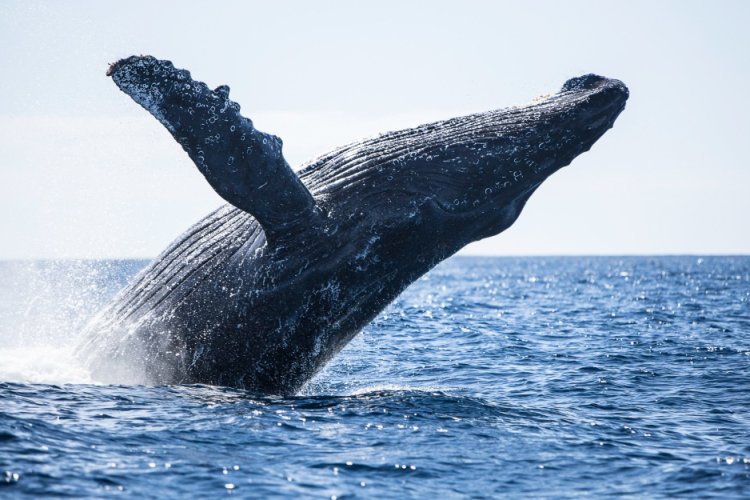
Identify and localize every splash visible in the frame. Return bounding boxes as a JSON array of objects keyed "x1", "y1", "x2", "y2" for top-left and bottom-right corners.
[
  {"x1": 0, "y1": 345, "x2": 92, "y2": 384},
  {"x1": 0, "y1": 260, "x2": 146, "y2": 385}
]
